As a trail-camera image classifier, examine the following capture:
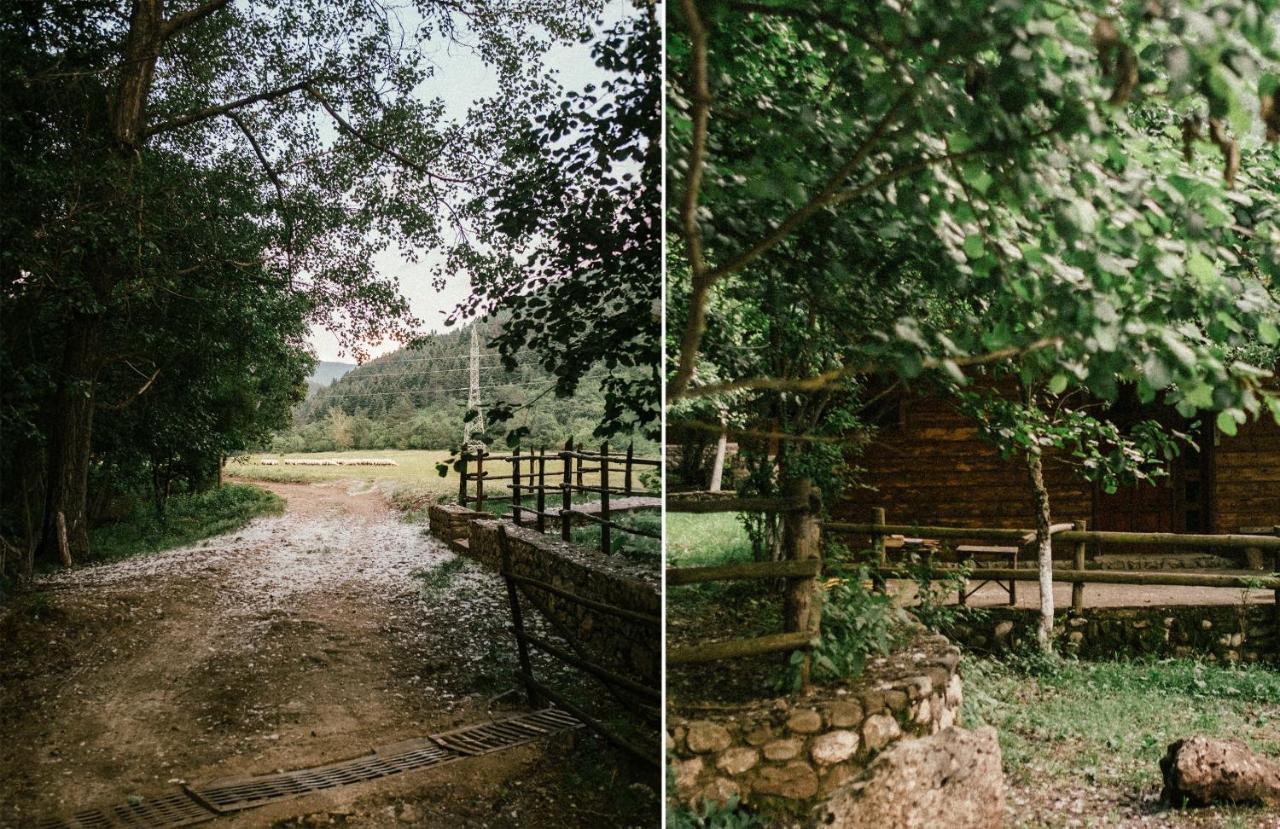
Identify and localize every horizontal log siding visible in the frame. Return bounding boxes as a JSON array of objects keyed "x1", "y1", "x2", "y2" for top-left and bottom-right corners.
[
  {"x1": 835, "y1": 397, "x2": 1092, "y2": 529},
  {"x1": 1213, "y1": 416, "x2": 1280, "y2": 532}
]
